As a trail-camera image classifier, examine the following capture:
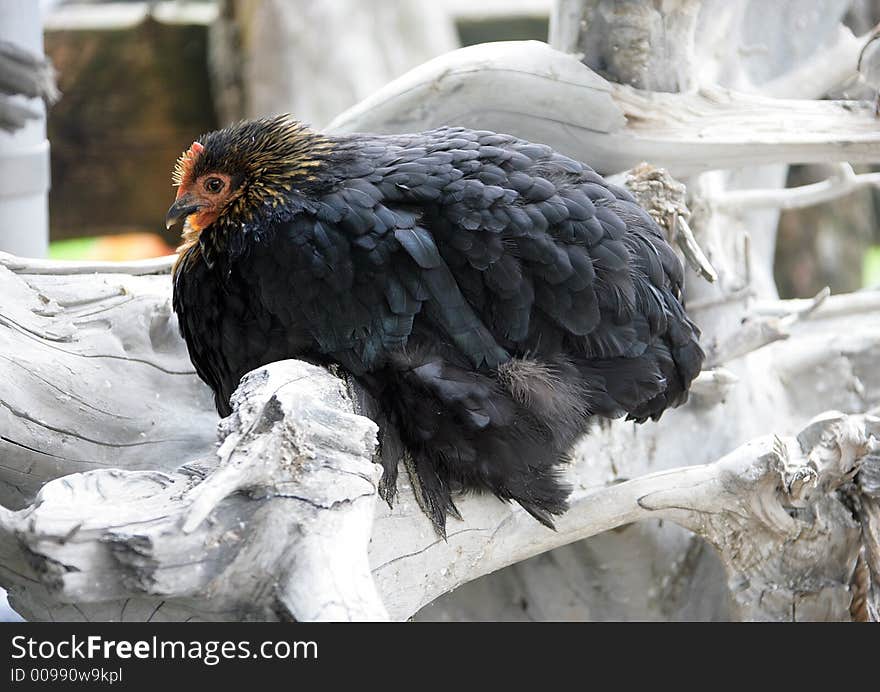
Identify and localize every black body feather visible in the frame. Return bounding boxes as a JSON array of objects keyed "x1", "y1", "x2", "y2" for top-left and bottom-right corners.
[{"x1": 171, "y1": 118, "x2": 704, "y2": 535}]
